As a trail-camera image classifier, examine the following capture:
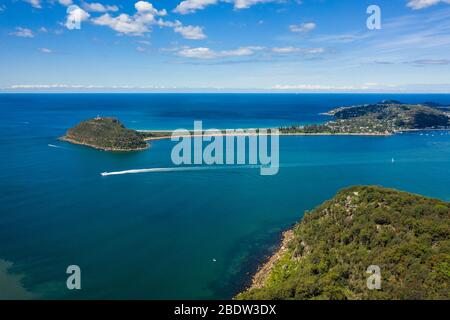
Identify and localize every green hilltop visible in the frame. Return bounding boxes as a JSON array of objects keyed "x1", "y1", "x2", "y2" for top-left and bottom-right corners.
[
  {"x1": 237, "y1": 186, "x2": 450, "y2": 300},
  {"x1": 61, "y1": 117, "x2": 148, "y2": 151}
]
